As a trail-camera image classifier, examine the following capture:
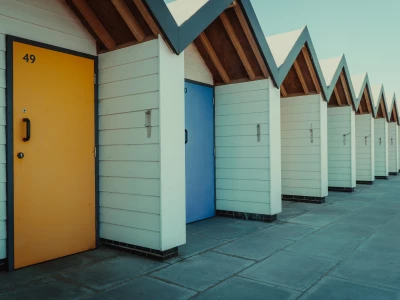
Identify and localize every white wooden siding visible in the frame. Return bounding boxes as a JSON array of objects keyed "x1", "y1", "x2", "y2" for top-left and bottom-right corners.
[
  {"x1": 0, "y1": 0, "x2": 96, "y2": 260},
  {"x1": 99, "y1": 39, "x2": 161, "y2": 250},
  {"x1": 388, "y1": 122, "x2": 399, "y2": 173},
  {"x1": 327, "y1": 106, "x2": 356, "y2": 188},
  {"x1": 215, "y1": 79, "x2": 279, "y2": 215},
  {"x1": 184, "y1": 43, "x2": 213, "y2": 85},
  {"x1": 99, "y1": 38, "x2": 186, "y2": 251},
  {"x1": 281, "y1": 94, "x2": 328, "y2": 198},
  {"x1": 374, "y1": 119, "x2": 389, "y2": 177},
  {"x1": 355, "y1": 115, "x2": 375, "y2": 181}
]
